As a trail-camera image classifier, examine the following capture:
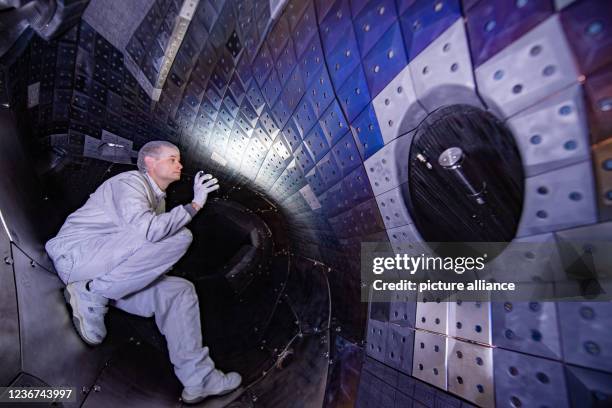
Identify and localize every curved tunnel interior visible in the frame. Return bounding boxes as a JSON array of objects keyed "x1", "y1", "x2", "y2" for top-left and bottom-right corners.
[{"x1": 1, "y1": 0, "x2": 612, "y2": 407}]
